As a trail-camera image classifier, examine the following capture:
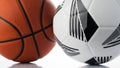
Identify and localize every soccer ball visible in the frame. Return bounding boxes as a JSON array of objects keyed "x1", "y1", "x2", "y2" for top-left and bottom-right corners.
[{"x1": 53, "y1": 0, "x2": 120, "y2": 65}]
